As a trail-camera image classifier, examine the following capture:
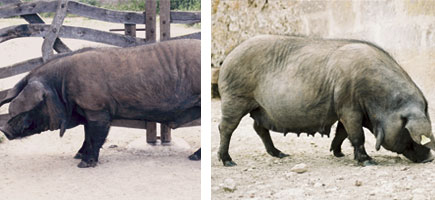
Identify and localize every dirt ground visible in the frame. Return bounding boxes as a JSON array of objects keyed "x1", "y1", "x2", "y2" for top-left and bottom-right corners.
[
  {"x1": 0, "y1": 17, "x2": 200, "y2": 200},
  {"x1": 211, "y1": 49, "x2": 435, "y2": 200}
]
